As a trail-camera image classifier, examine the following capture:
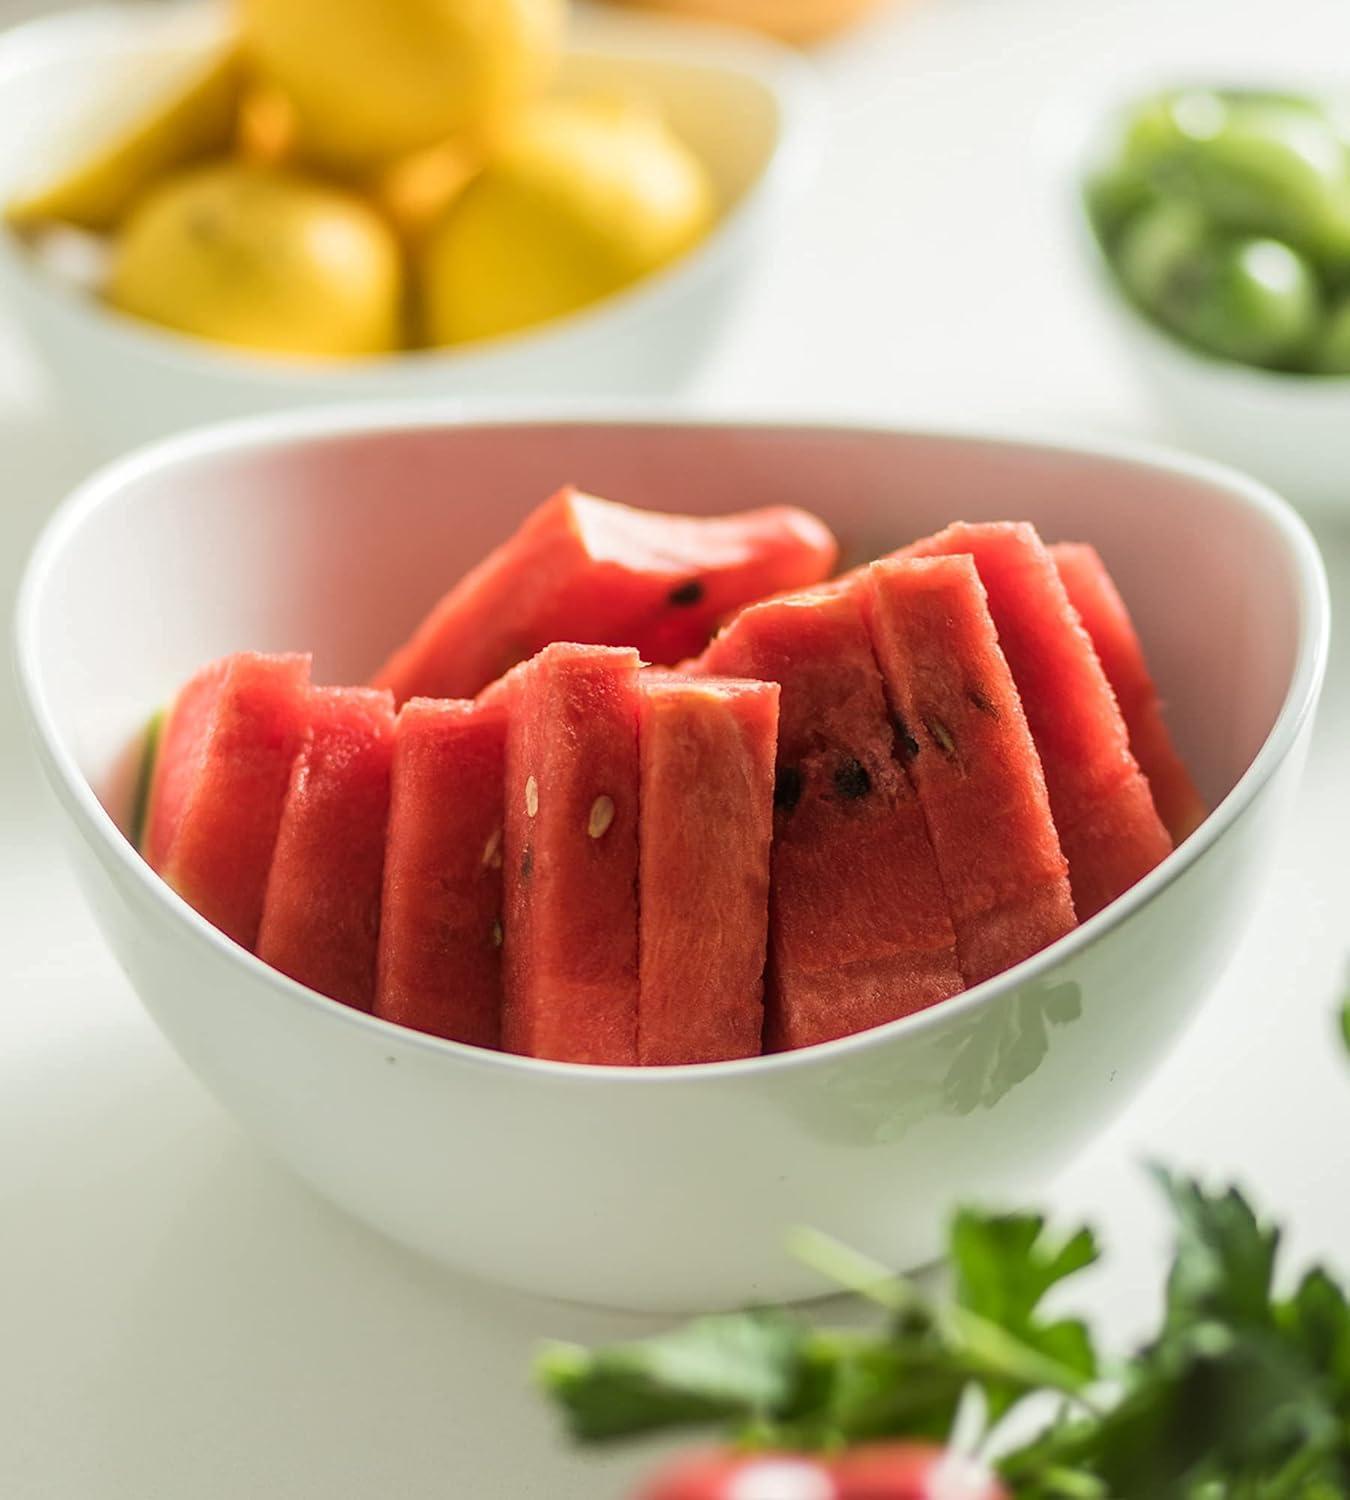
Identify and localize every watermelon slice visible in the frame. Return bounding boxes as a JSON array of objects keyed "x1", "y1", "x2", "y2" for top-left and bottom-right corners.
[
  {"x1": 501, "y1": 643, "x2": 642, "y2": 1064},
  {"x1": 256, "y1": 686, "x2": 396, "y2": 1011},
  {"x1": 372, "y1": 487, "x2": 838, "y2": 704},
  {"x1": 637, "y1": 675, "x2": 778, "y2": 1065},
  {"x1": 374, "y1": 697, "x2": 507, "y2": 1048},
  {"x1": 1051, "y1": 542, "x2": 1206, "y2": 843},
  {"x1": 902, "y1": 523, "x2": 1172, "y2": 920},
  {"x1": 862, "y1": 556, "x2": 1077, "y2": 986},
  {"x1": 141, "y1": 658, "x2": 229, "y2": 874},
  {"x1": 142, "y1": 651, "x2": 311, "y2": 948},
  {"x1": 699, "y1": 589, "x2": 964, "y2": 1051}
]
